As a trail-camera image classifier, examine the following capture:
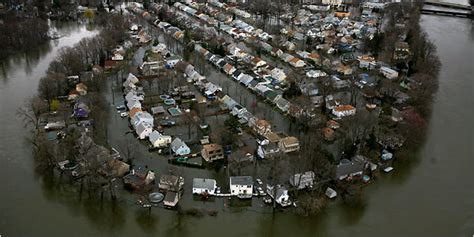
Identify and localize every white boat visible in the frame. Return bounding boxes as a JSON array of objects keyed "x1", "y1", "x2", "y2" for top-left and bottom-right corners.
[{"x1": 384, "y1": 167, "x2": 394, "y2": 173}]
